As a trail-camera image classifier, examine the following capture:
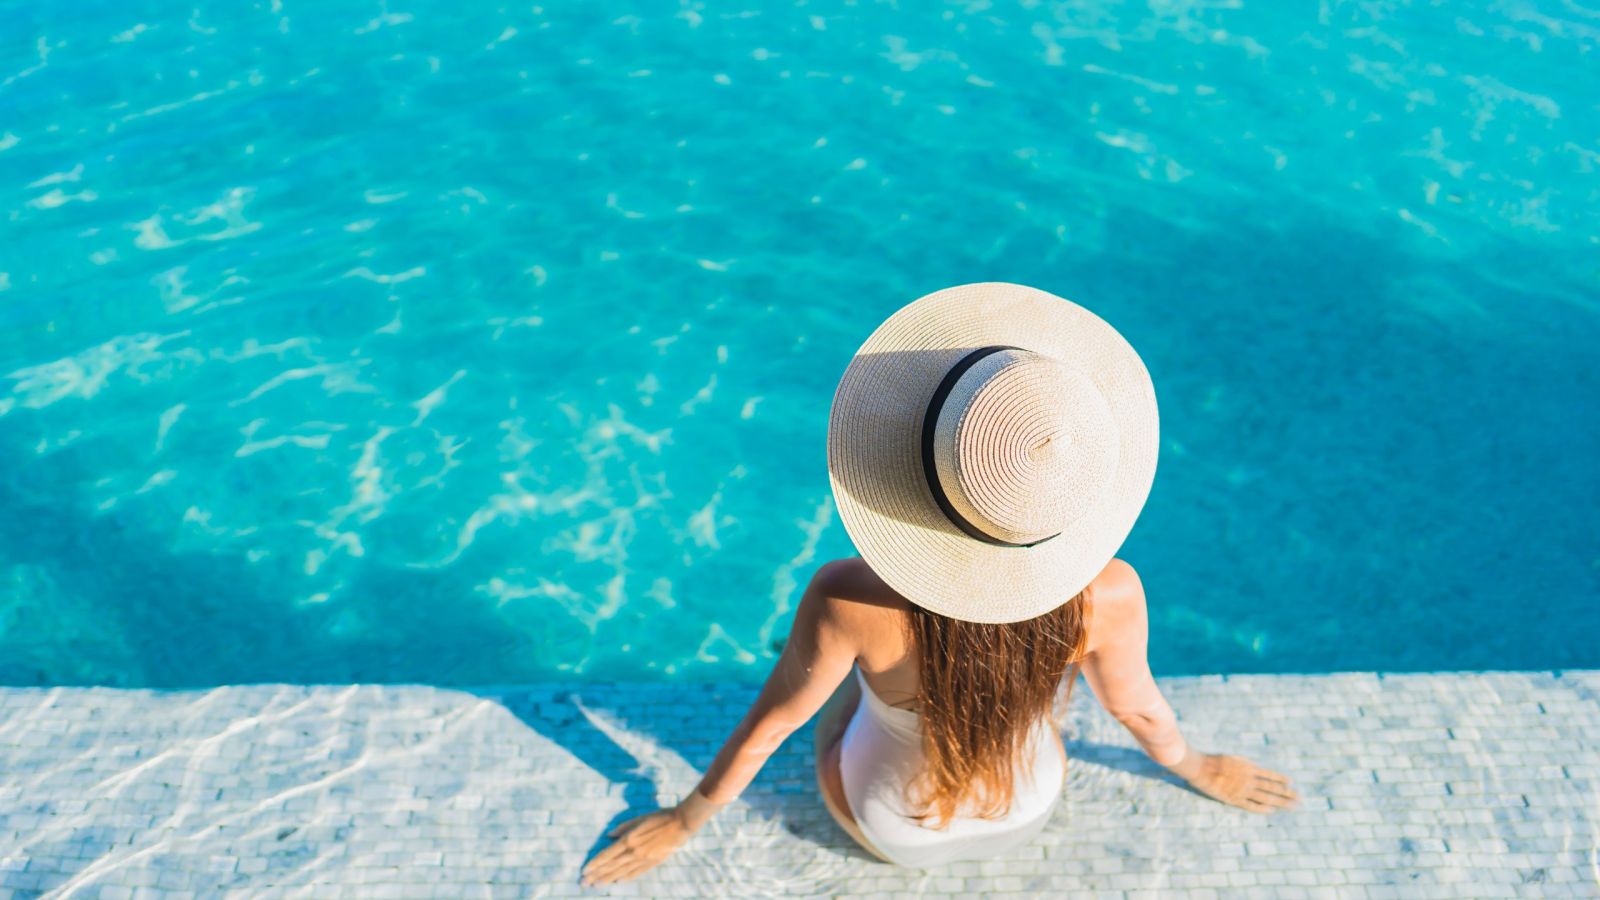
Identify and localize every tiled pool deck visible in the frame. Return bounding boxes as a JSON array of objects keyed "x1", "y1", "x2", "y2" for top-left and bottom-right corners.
[{"x1": 0, "y1": 671, "x2": 1595, "y2": 898}]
